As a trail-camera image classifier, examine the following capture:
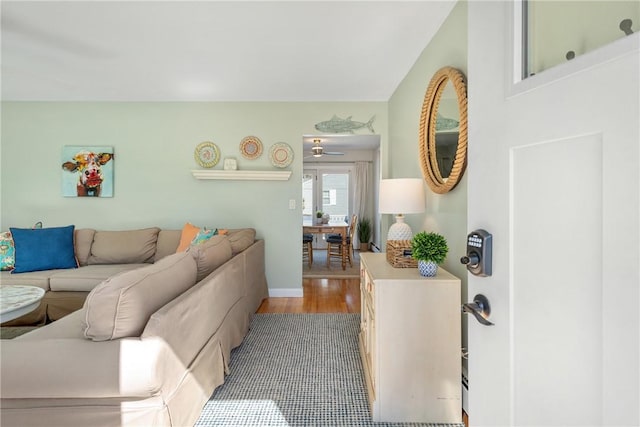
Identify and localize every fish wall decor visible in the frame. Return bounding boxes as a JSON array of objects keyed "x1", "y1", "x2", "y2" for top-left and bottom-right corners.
[
  {"x1": 315, "y1": 115, "x2": 375, "y2": 134},
  {"x1": 435, "y1": 113, "x2": 459, "y2": 131}
]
